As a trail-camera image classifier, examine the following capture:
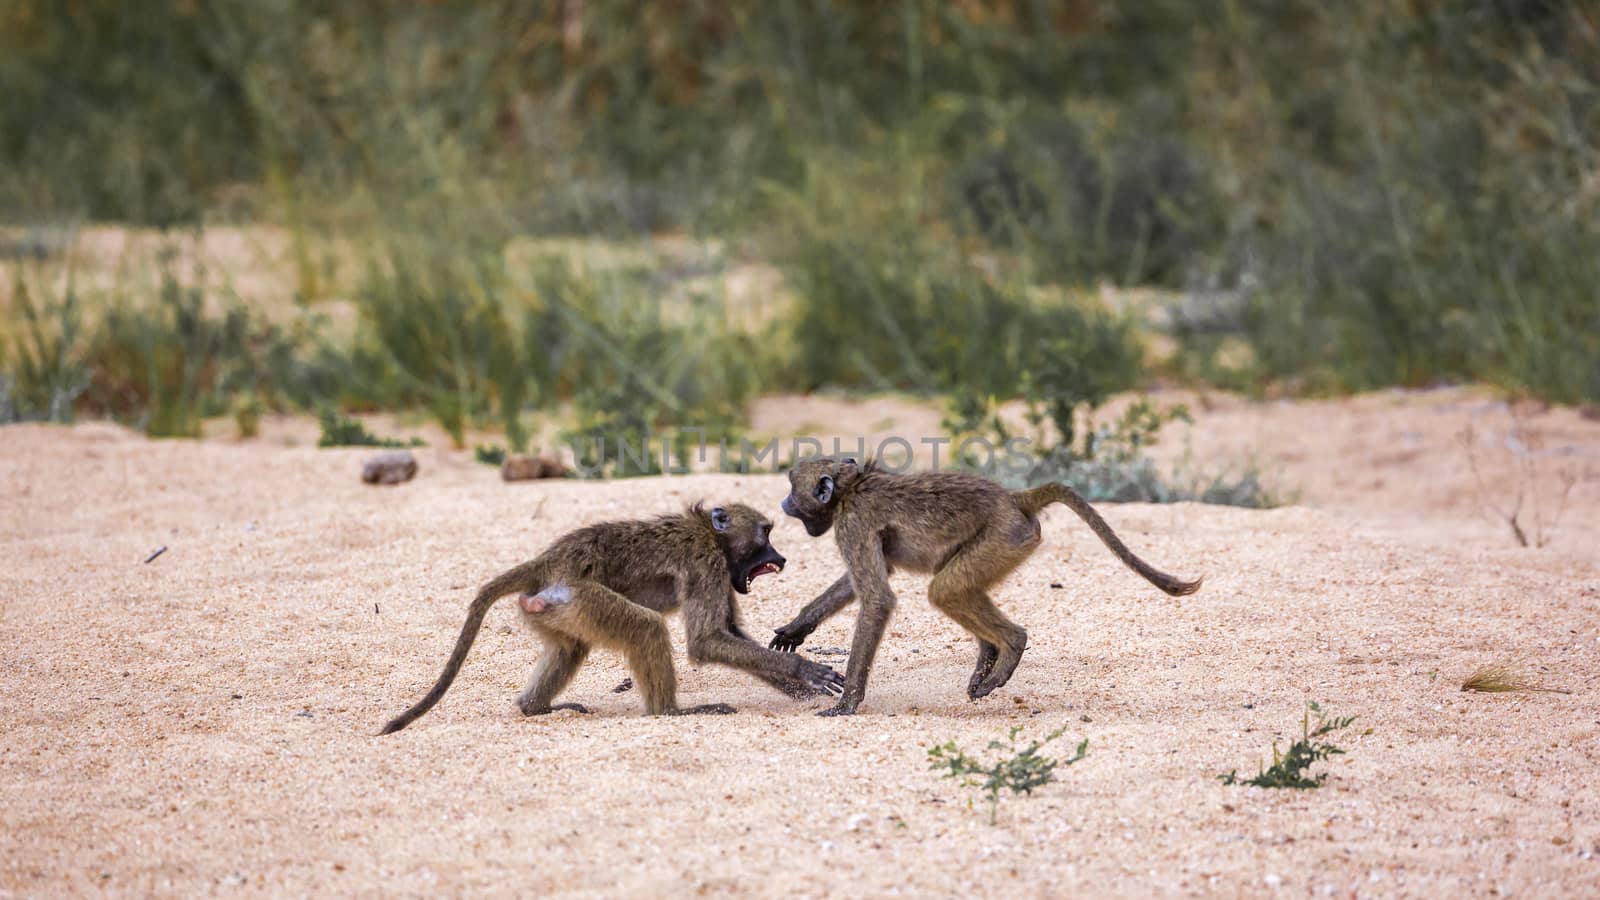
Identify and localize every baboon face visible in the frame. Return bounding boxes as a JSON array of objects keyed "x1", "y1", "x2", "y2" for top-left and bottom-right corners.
[
  {"x1": 709, "y1": 503, "x2": 786, "y2": 594},
  {"x1": 781, "y1": 457, "x2": 855, "y2": 537}
]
